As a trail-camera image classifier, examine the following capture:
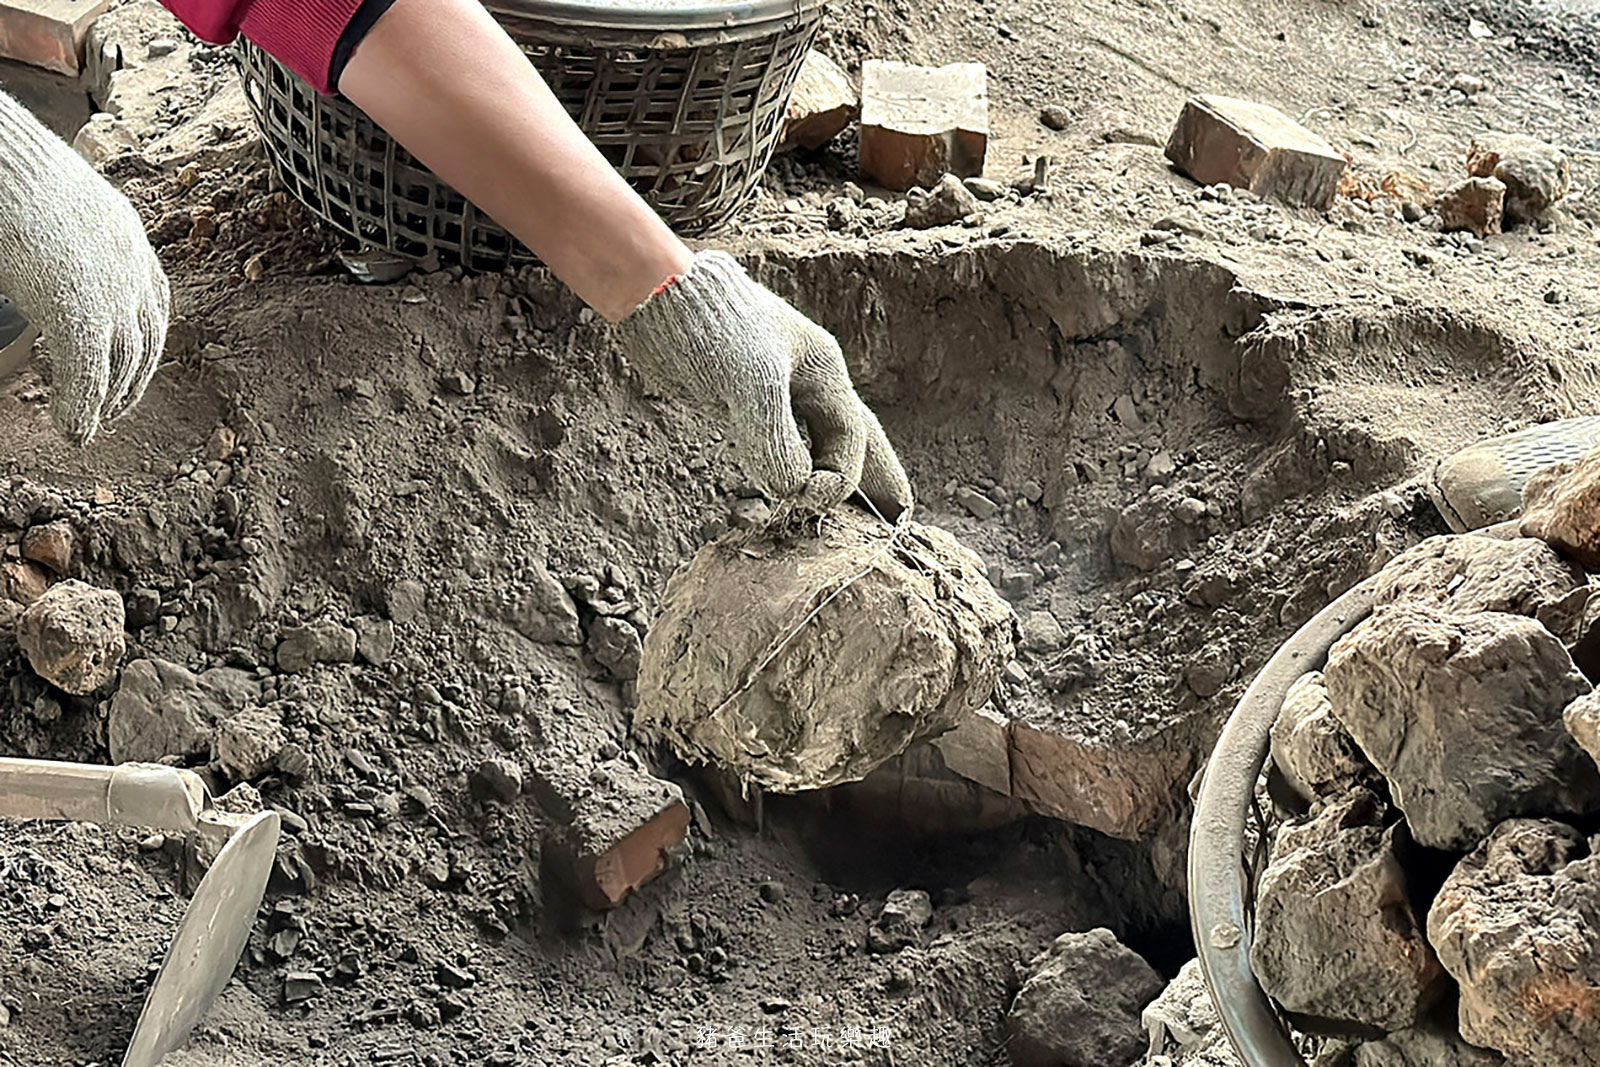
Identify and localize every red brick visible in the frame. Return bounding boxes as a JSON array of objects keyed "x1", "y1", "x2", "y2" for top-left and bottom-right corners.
[
  {"x1": 1164, "y1": 94, "x2": 1346, "y2": 209},
  {"x1": 0, "y1": 0, "x2": 112, "y2": 75},
  {"x1": 1436, "y1": 176, "x2": 1504, "y2": 236},
  {"x1": 859, "y1": 60, "x2": 987, "y2": 191},
  {"x1": 530, "y1": 746, "x2": 690, "y2": 911},
  {"x1": 781, "y1": 50, "x2": 857, "y2": 152}
]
